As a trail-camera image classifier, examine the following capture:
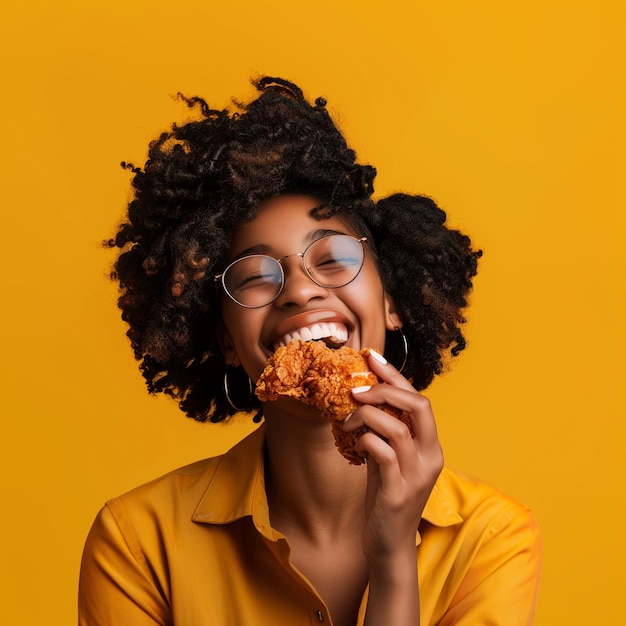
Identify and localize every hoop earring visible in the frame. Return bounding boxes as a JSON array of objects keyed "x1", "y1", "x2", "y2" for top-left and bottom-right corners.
[
  {"x1": 386, "y1": 326, "x2": 408, "y2": 373},
  {"x1": 223, "y1": 366, "x2": 253, "y2": 411}
]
